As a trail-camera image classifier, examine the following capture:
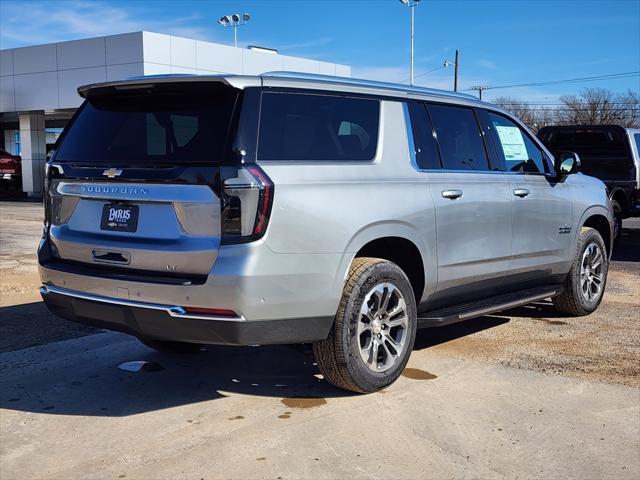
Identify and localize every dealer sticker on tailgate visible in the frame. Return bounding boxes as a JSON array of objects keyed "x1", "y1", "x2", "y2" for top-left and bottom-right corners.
[{"x1": 100, "y1": 204, "x2": 139, "y2": 232}]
